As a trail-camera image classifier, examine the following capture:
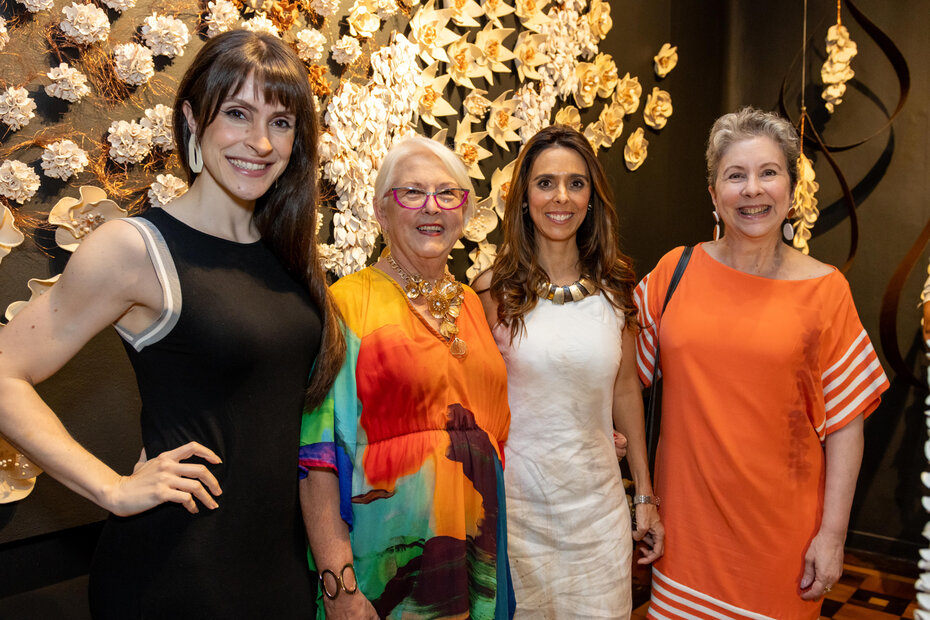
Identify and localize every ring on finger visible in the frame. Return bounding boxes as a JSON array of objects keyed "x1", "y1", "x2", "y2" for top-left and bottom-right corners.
[{"x1": 824, "y1": 585, "x2": 832, "y2": 593}]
